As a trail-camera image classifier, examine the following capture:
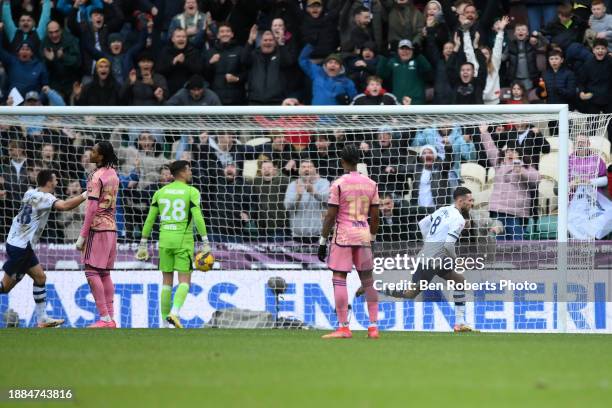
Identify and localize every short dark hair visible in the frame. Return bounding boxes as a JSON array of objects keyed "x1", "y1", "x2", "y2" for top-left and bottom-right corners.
[
  {"x1": 593, "y1": 38, "x2": 609, "y2": 49},
  {"x1": 354, "y1": 6, "x2": 370, "y2": 16},
  {"x1": 159, "y1": 164, "x2": 170, "y2": 173},
  {"x1": 460, "y1": 61, "x2": 475, "y2": 70},
  {"x1": 217, "y1": 21, "x2": 233, "y2": 31},
  {"x1": 557, "y1": 4, "x2": 573, "y2": 17},
  {"x1": 340, "y1": 144, "x2": 360, "y2": 166},
  {"x1": 453, "y1": 186, "x2": 472, "y2": 200},
  {"x1": 169, "y1": 160, "x2": 190, "y2": 176},
  {"x1": 37, "y1": 169, "x2": 55, "y2": 187},
  {"x1": 548, "y1": 49, "x2": 563, "y2": 58}
]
